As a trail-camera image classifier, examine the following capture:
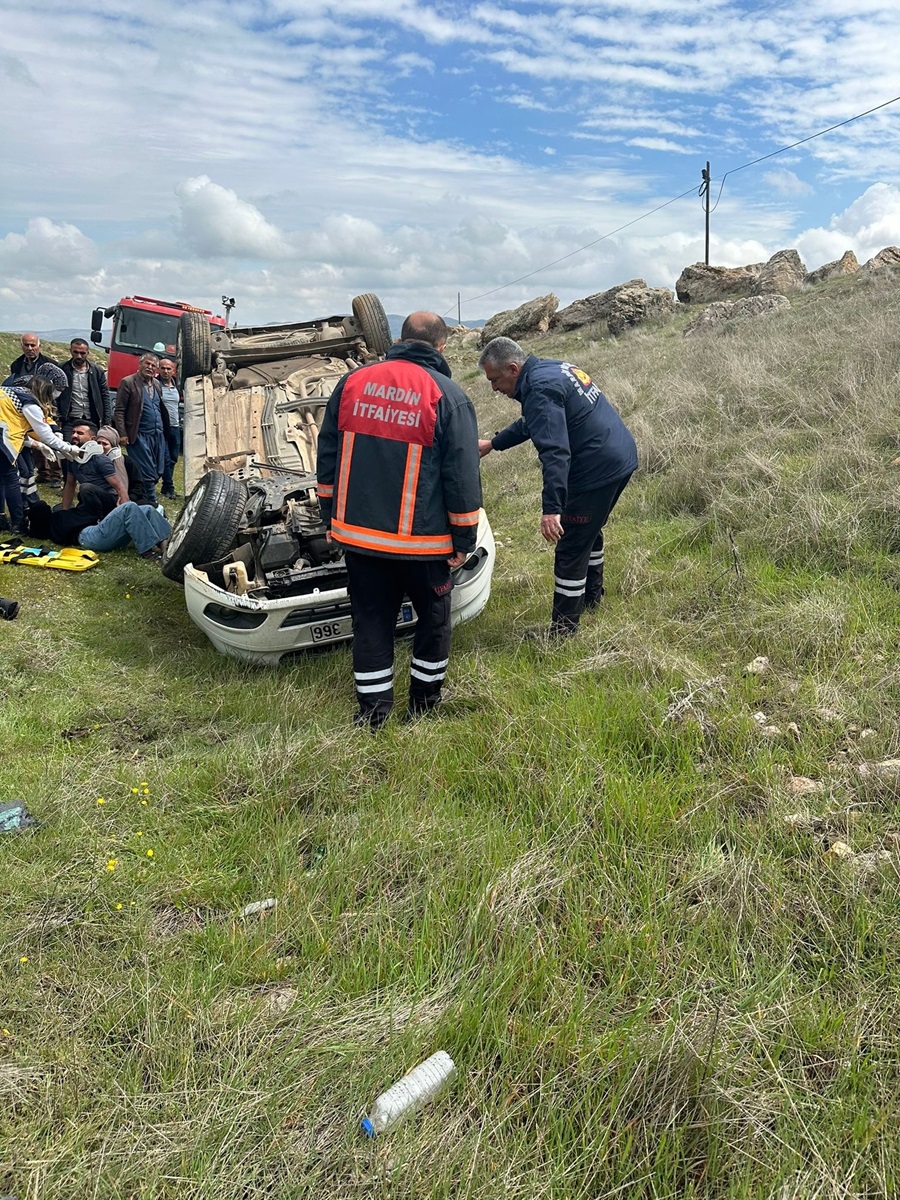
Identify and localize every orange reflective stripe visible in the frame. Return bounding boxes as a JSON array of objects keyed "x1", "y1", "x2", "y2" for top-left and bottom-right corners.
[
  {"x1": 317, "y1": 482, "x2": 334, "y2": 497},
  {"x1": 448, "y1": 509, "x2": 480, "y2": 526},
  {"x1": 335, "y1": 432, "x2": 354, "y2": 523},
  {"x1": 398, "y1": 444, "x2": 421, "y2": 535},
  {"x1": 331, "y1": 518, "x2": 452, "y2": 556}
]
